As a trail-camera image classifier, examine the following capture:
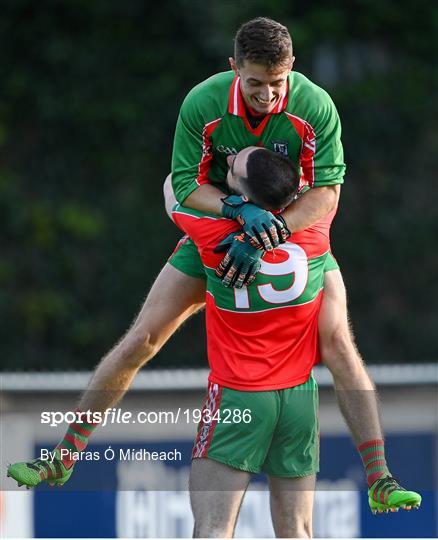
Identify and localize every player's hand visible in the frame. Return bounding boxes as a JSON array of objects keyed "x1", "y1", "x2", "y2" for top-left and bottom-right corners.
[
  {"x1": 221, "y1": 195, "x2": 290, "y2": 251},
  {"x1": 214, "y1": 232, "x2": 263, "y2": 288}
]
